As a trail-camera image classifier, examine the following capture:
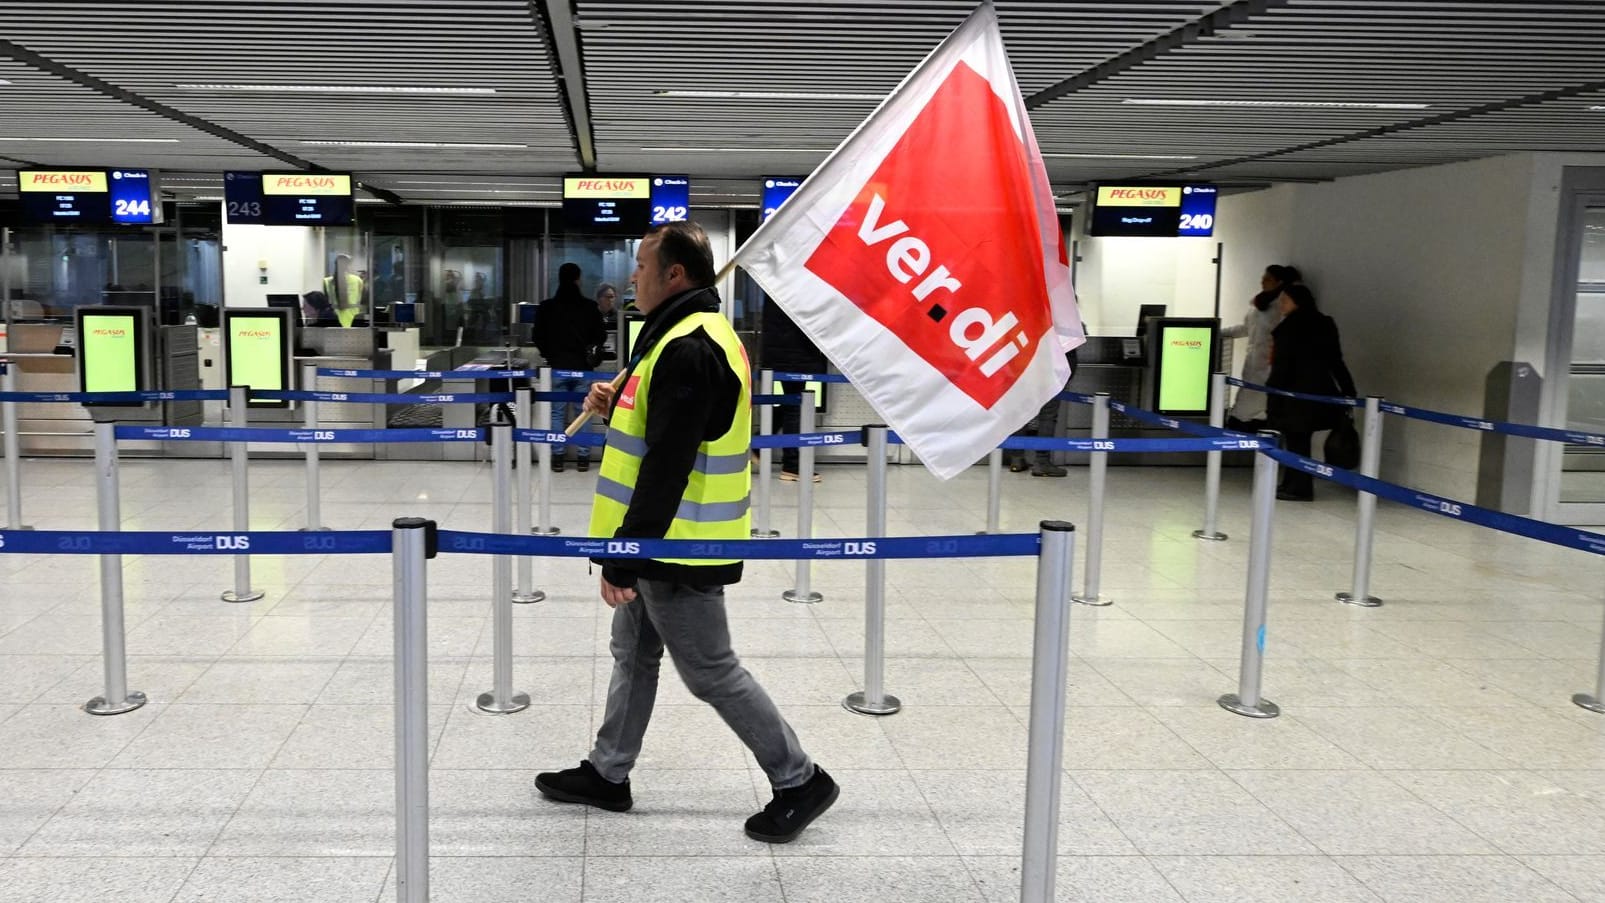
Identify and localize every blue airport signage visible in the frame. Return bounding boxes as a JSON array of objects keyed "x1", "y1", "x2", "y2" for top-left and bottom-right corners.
[
  {"x1": 762, "y1": 177, "x2": 803, "y2": 221},
  {"x1": 650, "y1": 175, "x2": 690, "y2": 224}
]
